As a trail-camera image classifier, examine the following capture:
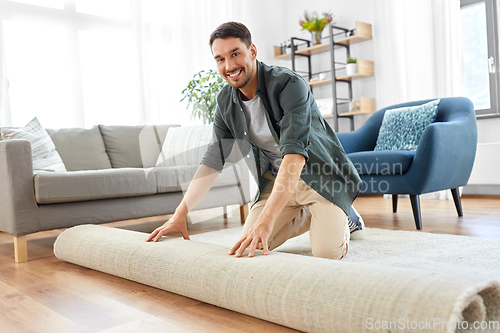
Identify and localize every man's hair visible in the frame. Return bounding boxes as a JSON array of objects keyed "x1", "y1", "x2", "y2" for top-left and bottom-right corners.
[{"x1": 209, "y1": 22, "x2": 252, "y2": 48}]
